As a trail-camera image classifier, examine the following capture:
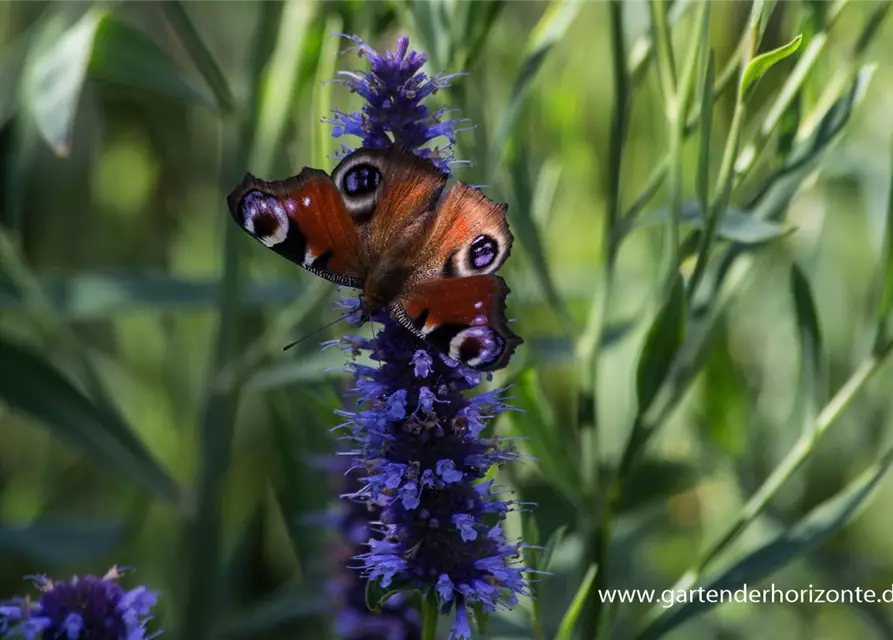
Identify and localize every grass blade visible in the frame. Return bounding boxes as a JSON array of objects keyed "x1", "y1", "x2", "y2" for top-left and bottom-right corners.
[
  {"x1": 636, "y1": 275, "x2": 686, "y2": 414},
  {"x1": 488, "y1": 0, "x2": 581, "y2": 172},
  {"x1": 0, "y1": 335, "x2": 179, "y2": 502},
  {"x1": 0, "y1": 520, "x2": 127, "y2": 564},
  {"x1": 555, "y1": 564, "x2": 598, "y2": 640},
  {"x1": 90, "y1": 15, "x2": 217, "y2": 110},
  {"x1": 162, "y1": 1, "x2": 235, "y2": 112}
]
